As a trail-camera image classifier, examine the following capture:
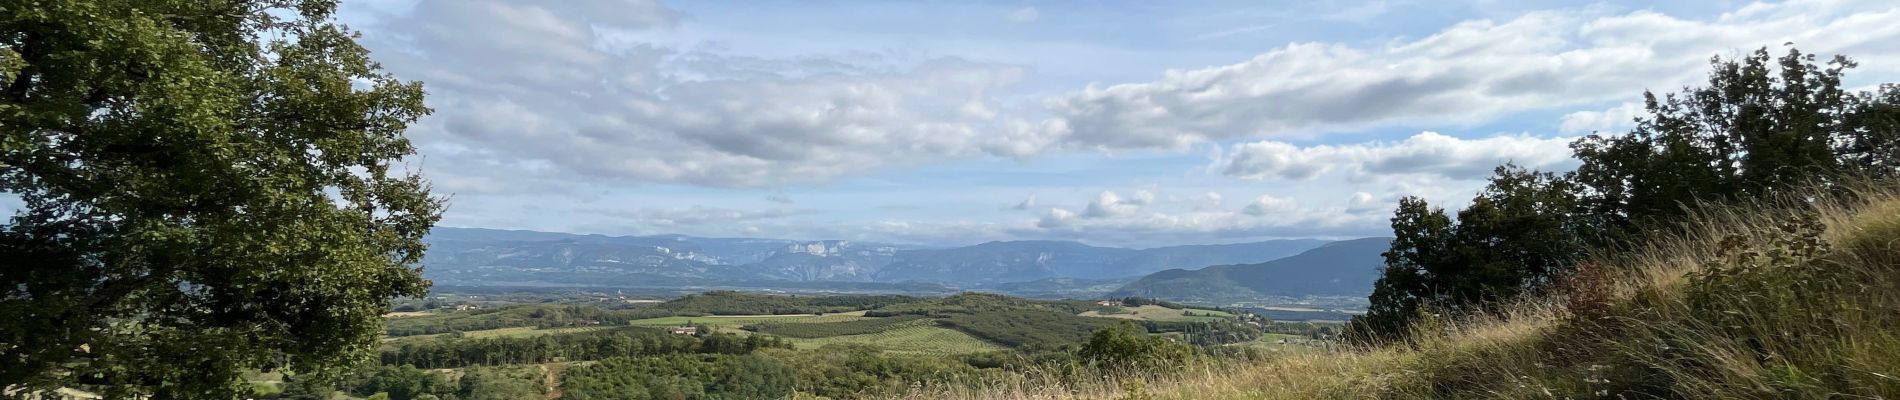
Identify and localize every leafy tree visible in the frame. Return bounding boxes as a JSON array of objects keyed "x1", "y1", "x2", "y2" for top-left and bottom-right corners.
[
  {"x1": 1840, "y1": 83, "x2": 1900, "y2": 174},
  {"x1": 0, "y1": 0, "x2": 437, "y2": 396},
  {"x1": 457, "y1": 367, "x2": 545, "y2": 400},
  {"x1": 1442, "y1": 166, "x2": 1586, "y2": 302},
  {"x1": 350, "y1": 365, "x2": 455, "y2": 400},
  {"x1": 273, "y1": 374, "x2": 338, "y2": 400},
  {"x1": 1349, "y1": 166, "x2": 1584, "y2": 342},
  {"x1": 1350, "y1": 197, "x2": 1451, "y2": 342}
]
